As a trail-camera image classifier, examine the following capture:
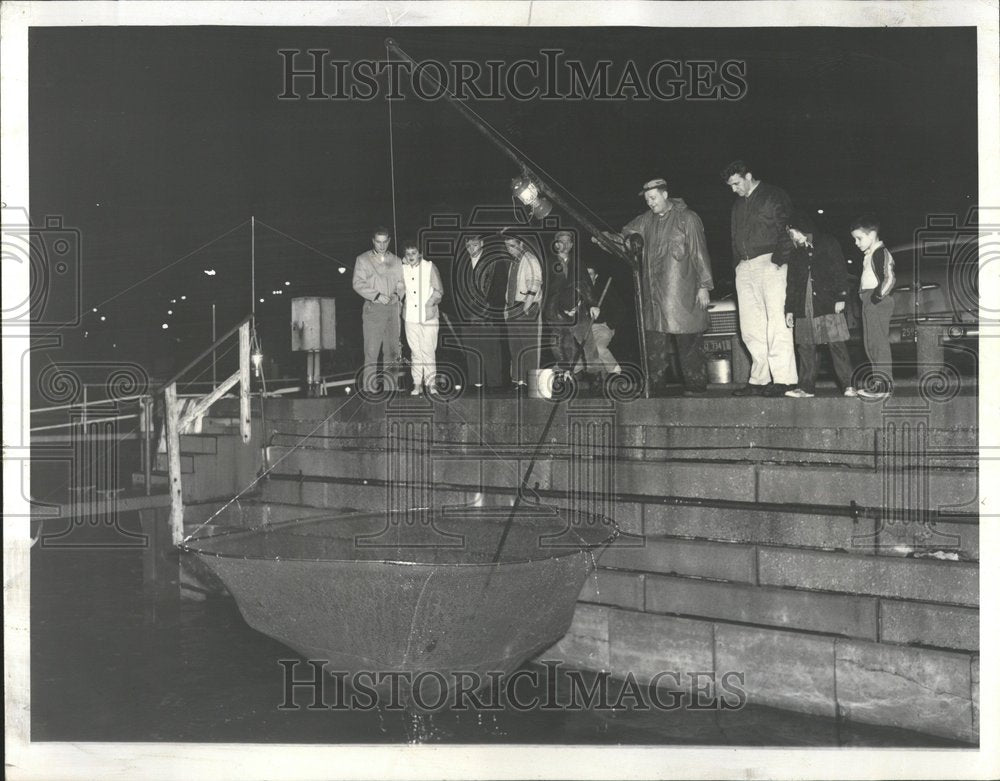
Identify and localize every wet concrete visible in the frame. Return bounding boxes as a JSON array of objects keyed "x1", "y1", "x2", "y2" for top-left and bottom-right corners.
[{"x1": 30, "y1": 515, "x2": 969, "y2": 747}]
